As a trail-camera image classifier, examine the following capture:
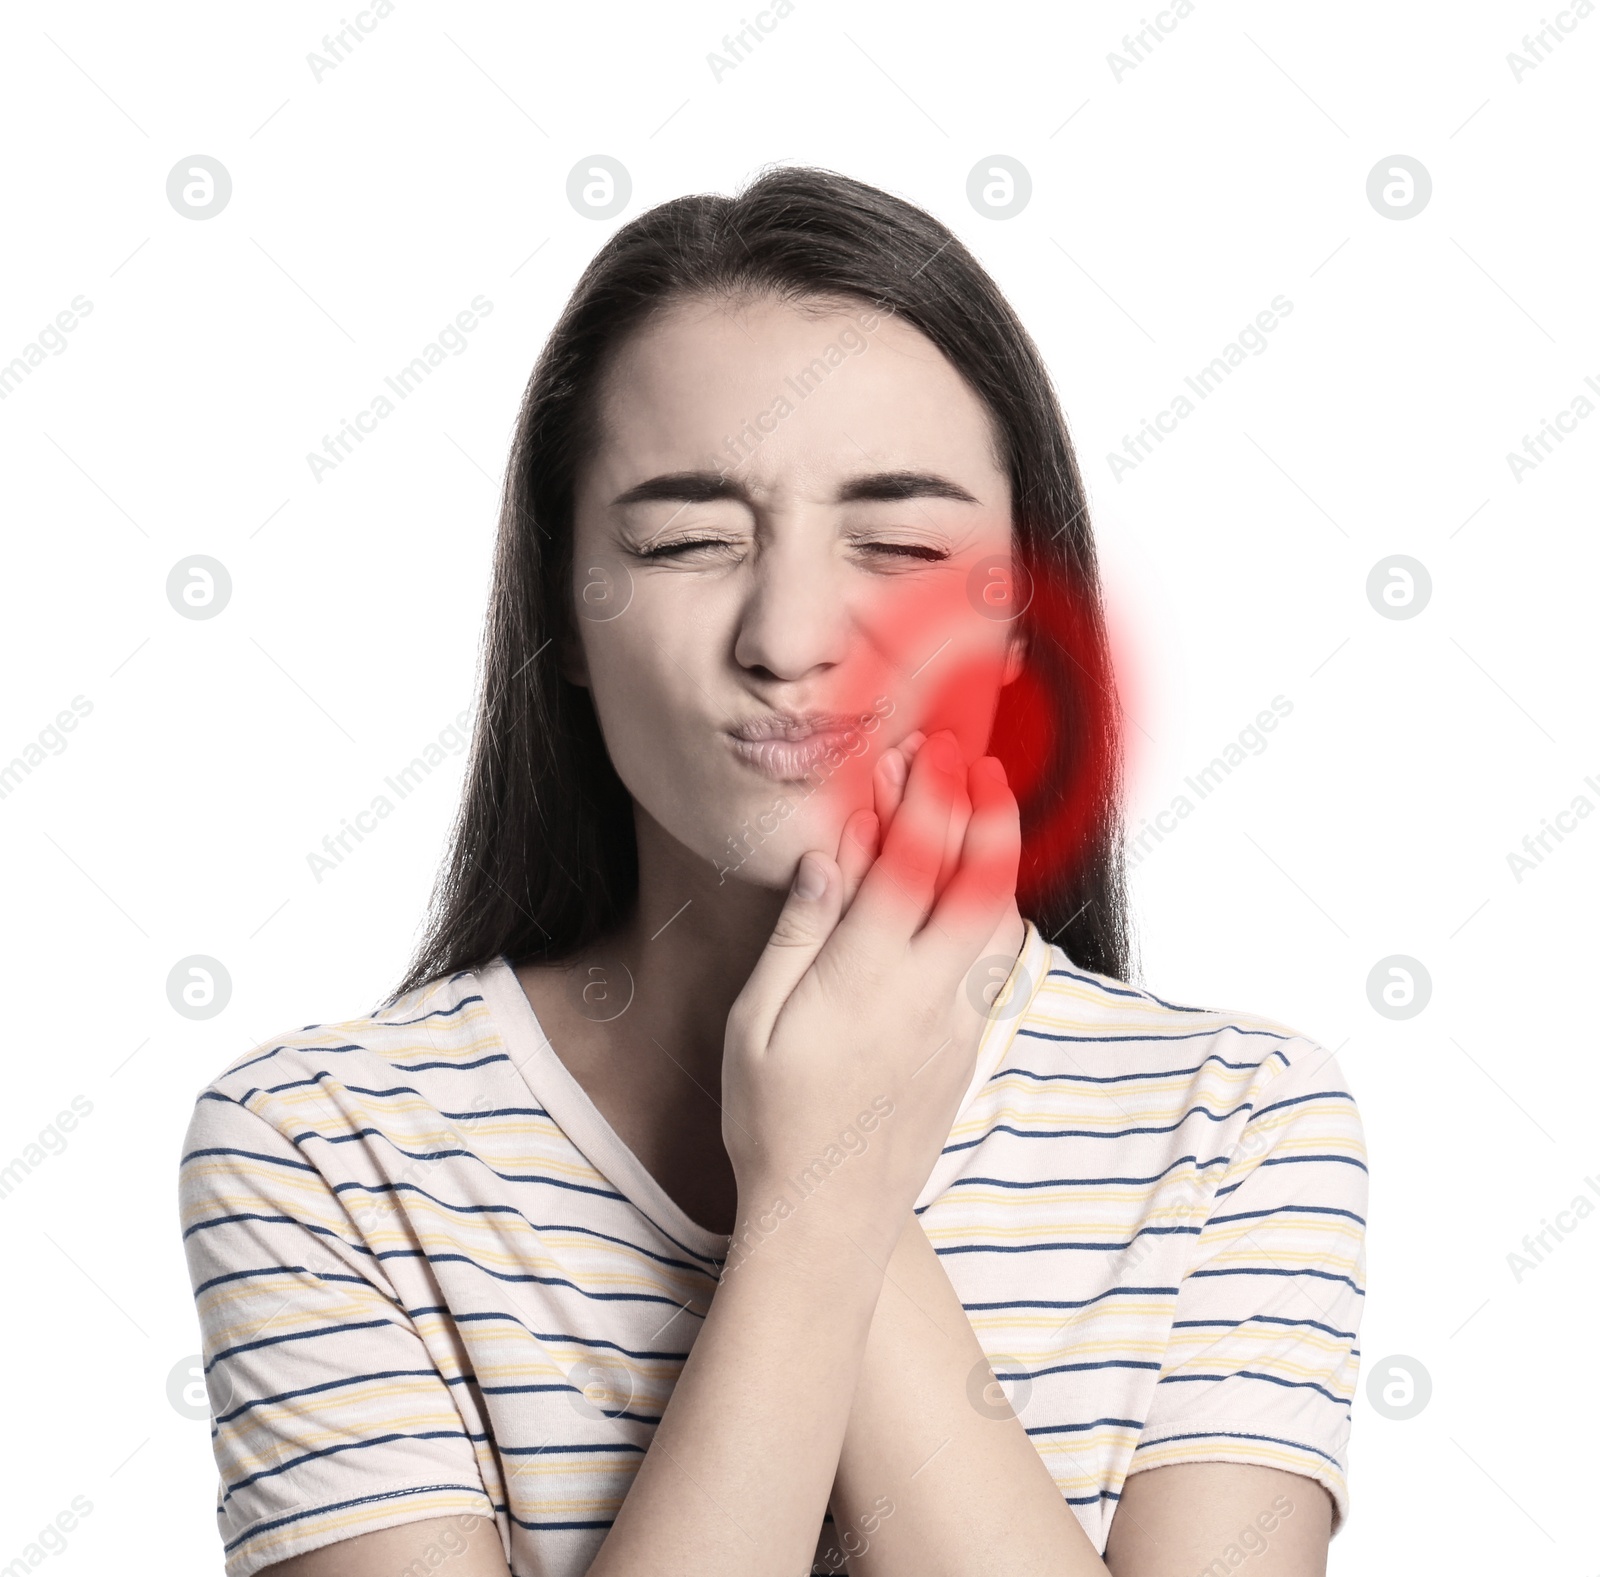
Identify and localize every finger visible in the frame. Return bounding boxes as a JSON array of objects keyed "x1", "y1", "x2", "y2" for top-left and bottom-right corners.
[
  {"x1": 928, "y1": 732, "x2": 971, "y2": 898},
  {"x1": 836, "y1": 808, "x2": 879, "y2": 910},
  {"x1": 934, "y1": 779, "x2": 971, "y2": 900},
  {"x1": 889, "y1": 730, "x2": 966, "y2": 892},
  {"x1": 731, "y1": 852, "x2": 845, "y2": 1040},
  {"x1": 873, "y1": 747, "x2": 907, "y2": 831},
  {"x1": 918, "y1": 755, "x2": 1021, "y2": 965},
  {"x1": 872, "y1": 730, "x2": 926, "y2": 833},
  {"x1": 840, "y1": 731, "x2": 962, "y2": 948}
]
